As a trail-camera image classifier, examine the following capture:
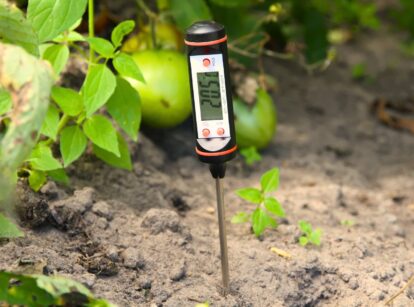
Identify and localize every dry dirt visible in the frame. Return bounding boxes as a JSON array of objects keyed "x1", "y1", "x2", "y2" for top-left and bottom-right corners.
[{"x1": 1, "y1": 29, "x2": 414, "y2": 307}]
